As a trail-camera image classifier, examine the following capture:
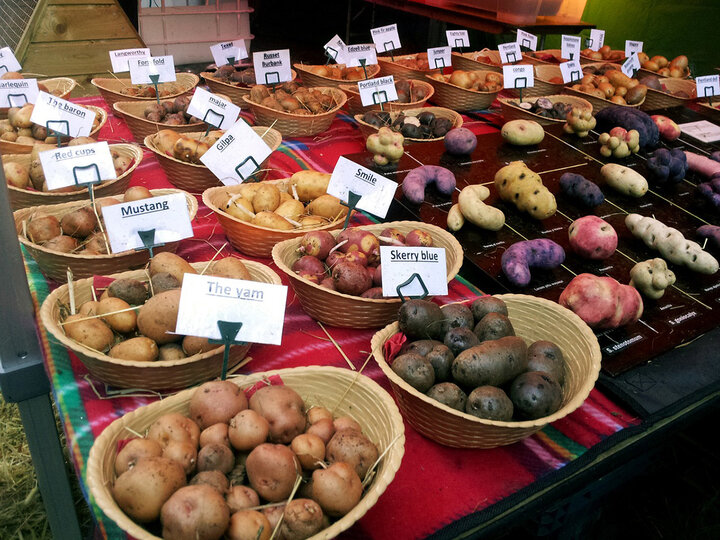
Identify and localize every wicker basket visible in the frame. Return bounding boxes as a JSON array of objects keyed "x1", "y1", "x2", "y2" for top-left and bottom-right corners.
[
  {"x1": 579, "y1": 51, "x2": 626, "y2": 65},
  {"x1": 564, "y1": 86, "x2": 645, "y2": 112},
  {"x1": 40, "y1": 260, "x2": 281, "y2": 390},
  {"x1": 90, "y1": 73, "x2": 200, "y2": 110},
  {"x1": 242, "y1": 87, "x2": 347, "y2": 137},
  {"x1": 427, "y1": 71, "x2": 502, "y2": 111},
  {"x1": 0, "y1": 77, "x2": 77, "y2": 119},
  {"x1": 371, "y1": 294, "x2": 602, "y2": 448},
  {"x1": 499, "y1": 95, "x2": 593, "y2": 125},
  {"x1": 354, "y1": 106, "x2": 462, "y2": 143},
  {"x1": 15, "y1": 189, "x2": 198, "y2": 282},
  {"x1": 0, "y1": 105, "x2": 107, "y2": 155},
  {"x1": 202, "y1": 181, "x2": 347, "y2": 258},
  {"x1": 86, "y1": 365, "x2": 405, "y2": 539},
  {"x1": 272, "y1": 221, "x2": 463, "y2": 328},
  {"x1": 504, "y1": 64, "x2": 565, "y2": 99},
  {"x1": 526, "y1": 49, "x2": 564, "y2": 64},
  {"x1": 144, "y1": 126, "x2": 282, "y2": 193},
  {"x1": 697, "y1": 100, "x2": 720, "y2": 121},
  {"x1": 641, "y1": 78, "x2": 697, "y2": 111},
  {"x1": 451, "y1": 50, "x2": 504, "y2": 73},
  {"x1": 378, "y1": 54, "x2": 442, "y2": 82},
  {"x1": 339, "y1": 80, "x2": 434, "y2": 116},
  {"x1": 201, "y1": 70, "x2": 299, "y2": 106},
  {"x1": 4, "y1": 143, "x2": 142, "y2": 210},
  {"x1": 293, "y1": 63, "x2": 381, "y2": 89}
]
